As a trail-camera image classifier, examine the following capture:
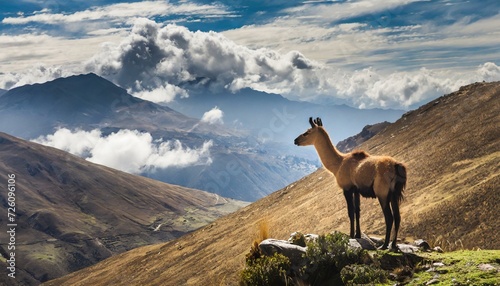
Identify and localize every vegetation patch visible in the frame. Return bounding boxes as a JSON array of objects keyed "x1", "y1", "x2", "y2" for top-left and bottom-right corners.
[
  {"x1": 240, "y1": 231, "x2": 500, "y2": 286},
  {"x1": 241, "y1": 232, "x2": 390, "y2": 285}
]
